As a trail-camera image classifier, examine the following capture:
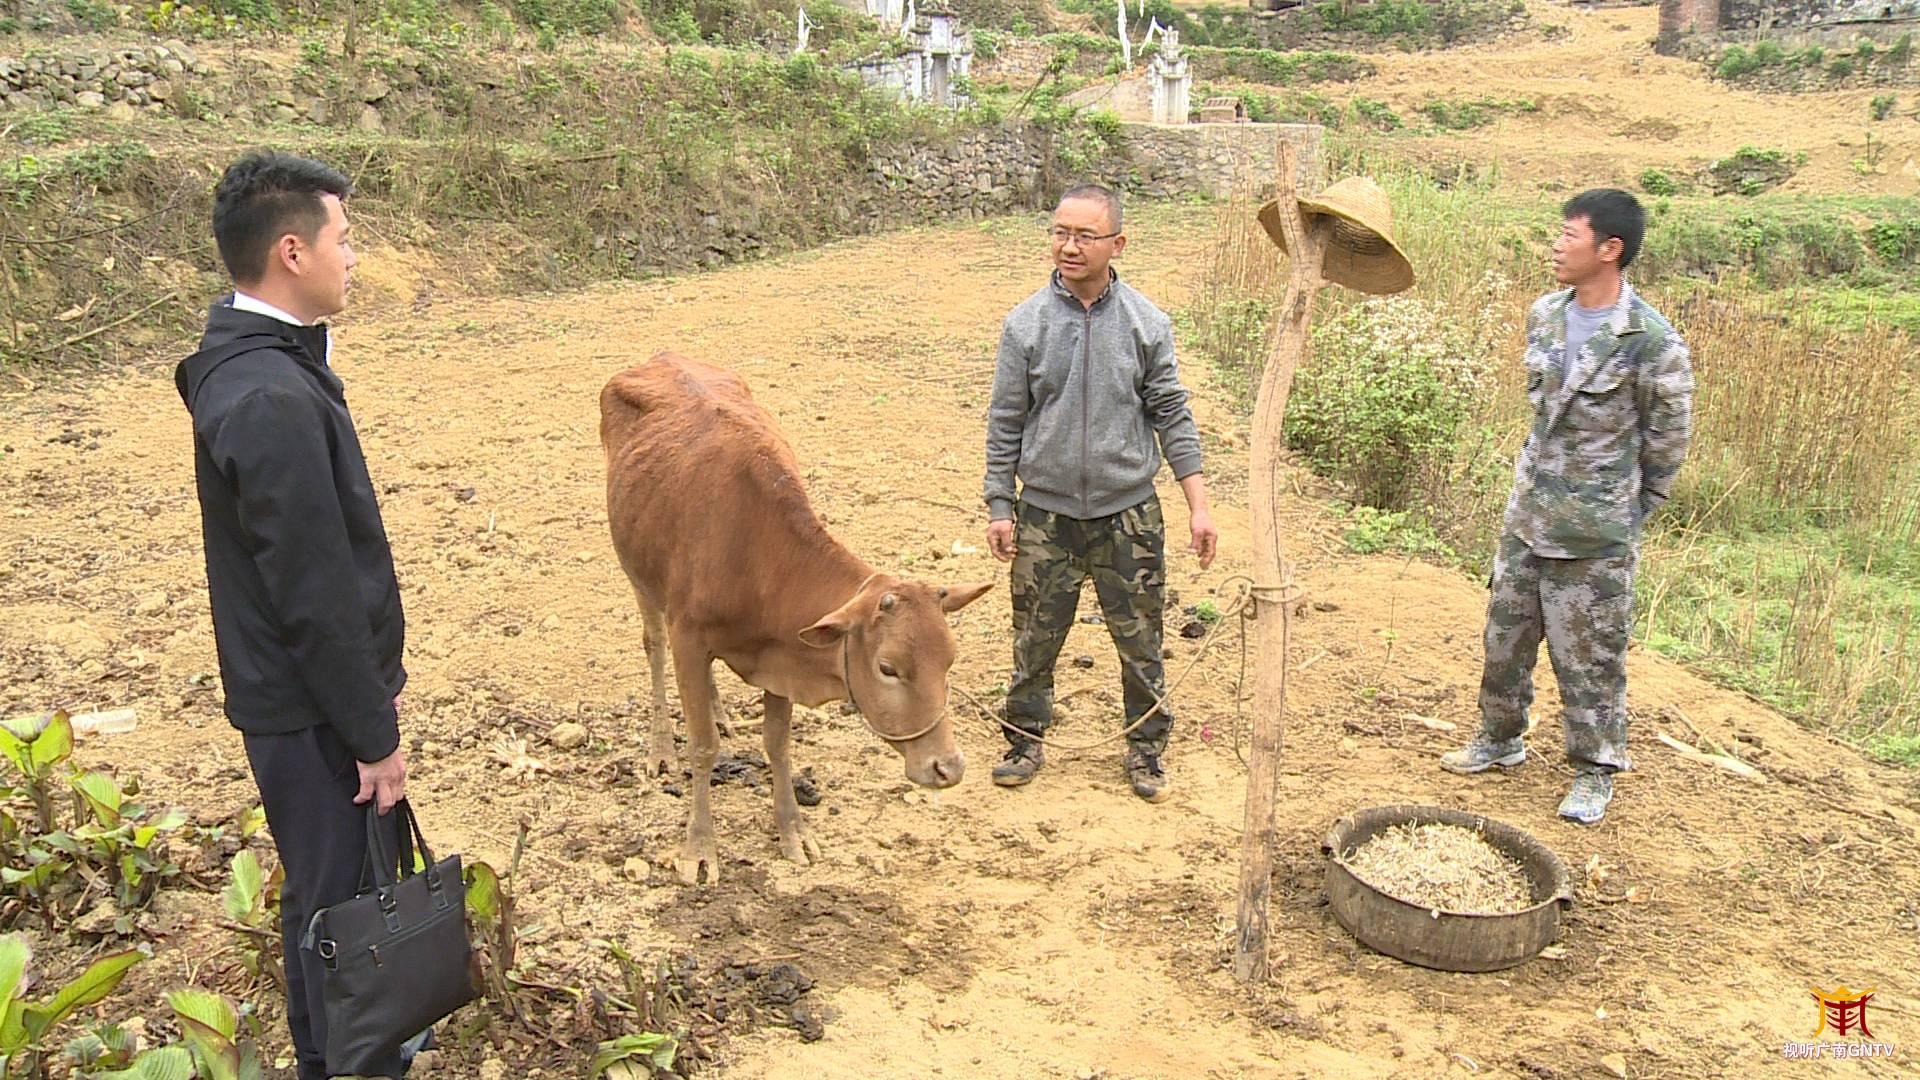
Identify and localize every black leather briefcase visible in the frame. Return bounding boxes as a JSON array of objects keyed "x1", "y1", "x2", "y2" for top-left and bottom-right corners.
[{"x1": 304, "y1": 799, "x2": 478, "y2": 1075}]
